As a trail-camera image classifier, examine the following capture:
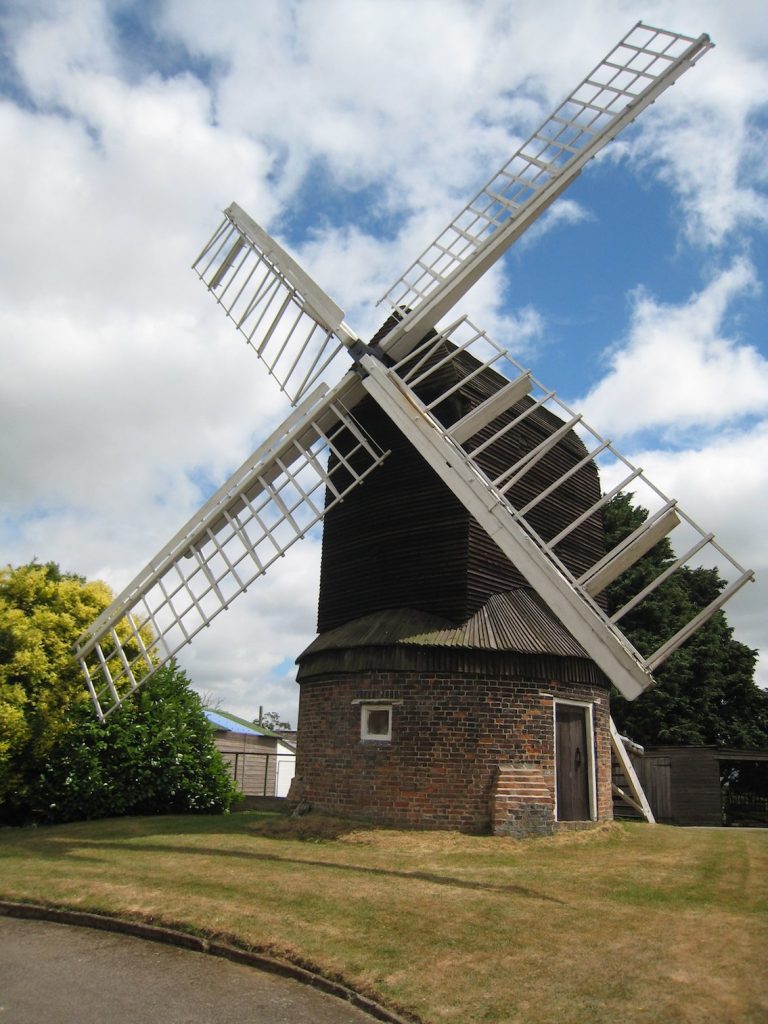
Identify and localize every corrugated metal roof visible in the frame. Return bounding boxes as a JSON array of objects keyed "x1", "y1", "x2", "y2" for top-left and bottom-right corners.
[
  {"x1": 203, "y1": 709, "x2": 277, "y2": 736},
  {"x1": 301, "y1": 589, "x2": 588, "y2": 659}
]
